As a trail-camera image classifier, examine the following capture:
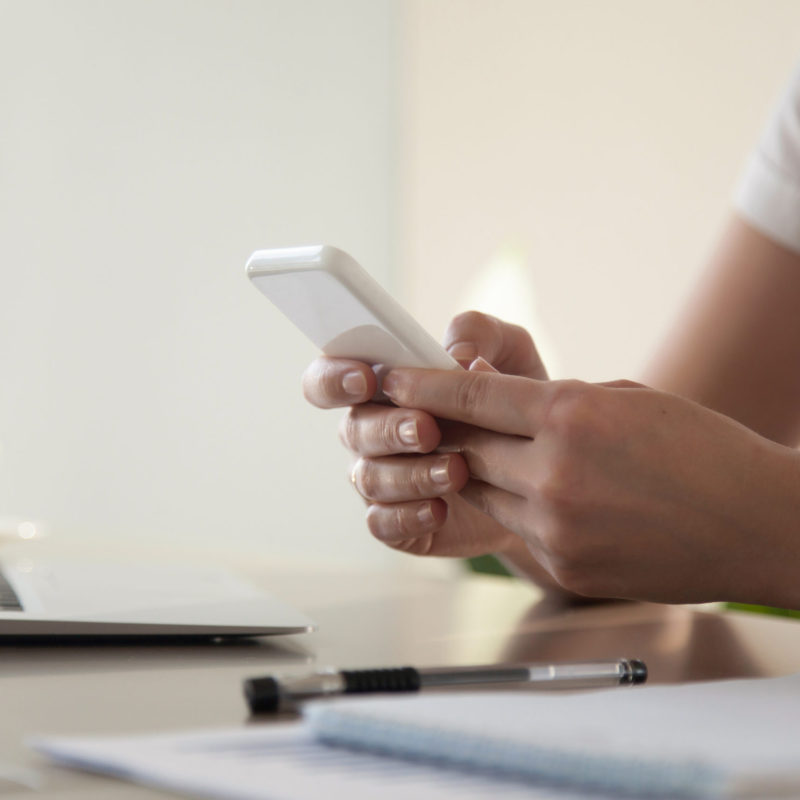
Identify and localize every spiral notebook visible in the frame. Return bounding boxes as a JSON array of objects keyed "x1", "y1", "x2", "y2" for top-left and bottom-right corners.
[
  {"x1": 306, "y1": 673, "x2": 800, "y2": 798},
  {"x1": 32, "y1": 672, "x2": 800, "y2": 799}
]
